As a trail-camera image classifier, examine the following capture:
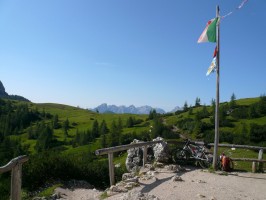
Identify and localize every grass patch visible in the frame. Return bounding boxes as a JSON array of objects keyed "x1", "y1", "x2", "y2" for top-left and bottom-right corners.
[
  {"x1": 35, "y1": 183, "x2": 63, "y2": 198},
  {"x1": 217, "y1": 147, "x2": 260, "y2": 172},
  {"x1": 99, "y1": 191, "x2": 108, "y2": 199}
]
